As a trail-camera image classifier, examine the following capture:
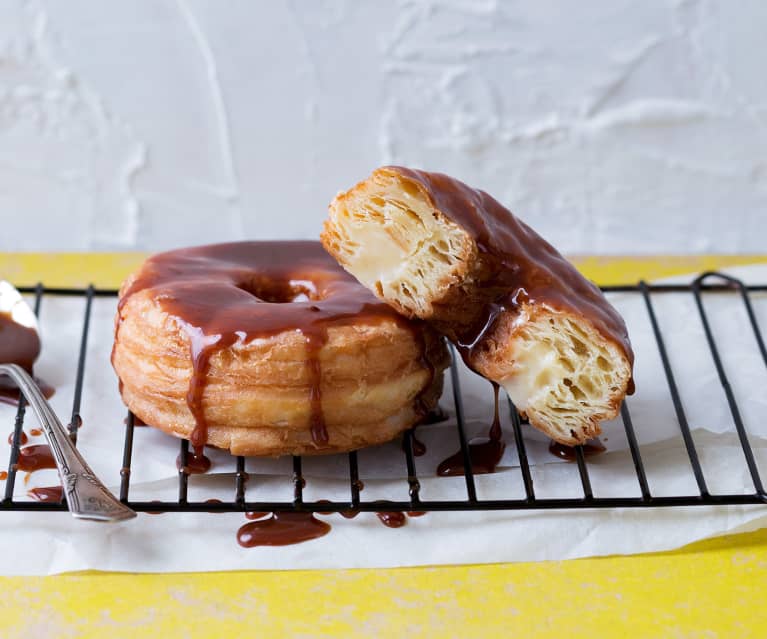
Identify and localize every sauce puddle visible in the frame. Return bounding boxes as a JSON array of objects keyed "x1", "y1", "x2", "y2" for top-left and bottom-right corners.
[
  {"x1": 548, "y1": 438, "x2": 606, "y2": 461},
  {"x1": 437, "y1": 382, "x2": 505, "y2": 476},
  {"x1": 236, "y1": 512, "x2": 331, "y2": 547}
]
